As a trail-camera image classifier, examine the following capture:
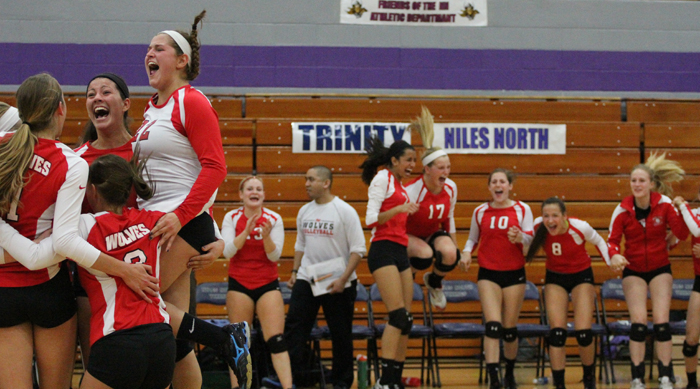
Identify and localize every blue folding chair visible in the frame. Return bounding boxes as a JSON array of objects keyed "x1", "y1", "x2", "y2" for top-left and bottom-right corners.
[
  {"x1": 517, "y1": 281, "x2": 551, "y2": 380},
  {"x1": 670, "y1": 278, "x2": 694, "y2": 335},
  {"x1": 428, "y1": 280, "x2": 485, "y2": 388},
  {"x1": 370, "y1": 282, "x2": 434, "y2": 386}
]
